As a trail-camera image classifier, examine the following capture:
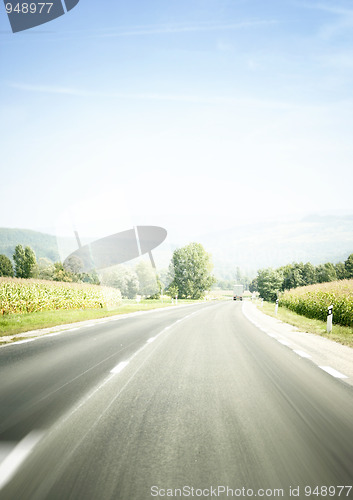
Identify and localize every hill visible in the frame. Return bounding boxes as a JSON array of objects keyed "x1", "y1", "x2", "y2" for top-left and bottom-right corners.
[
  {"x1": 0, "y1": 228, "x2": 60, "y2": 262},
  {"x1": 199, "y1": 214, "x2": 353, "y2": 279},
  {"x1": 1, "y1": 214, "x2": 353, "y2": 278}
]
